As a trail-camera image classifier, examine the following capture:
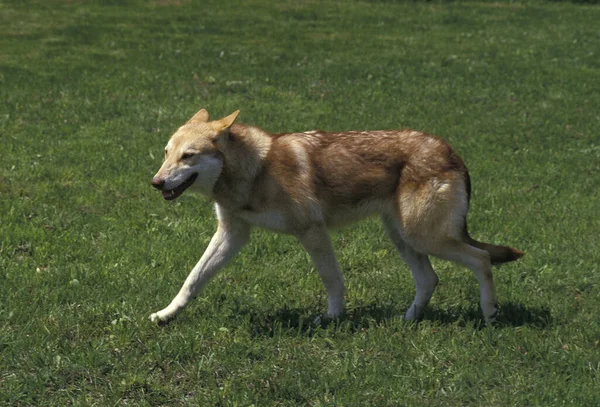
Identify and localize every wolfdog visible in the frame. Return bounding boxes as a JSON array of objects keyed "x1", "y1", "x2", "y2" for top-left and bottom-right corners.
[{"x1": 150, "y1": 109, "x2": 523, "y2": 324}]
